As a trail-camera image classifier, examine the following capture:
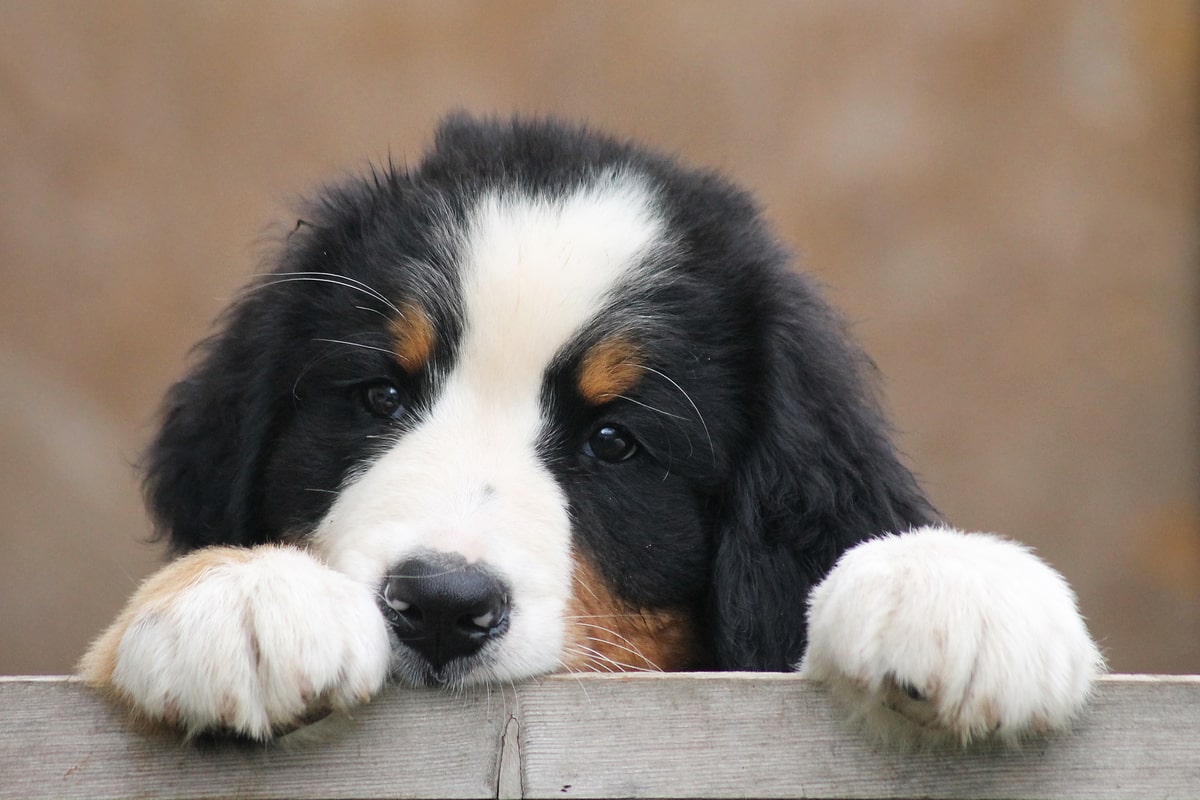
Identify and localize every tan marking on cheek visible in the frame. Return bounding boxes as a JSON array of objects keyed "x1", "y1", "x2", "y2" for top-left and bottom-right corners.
[
  {"x1": 561, "y1": 553, "x2": 706, "y2": 673},
  {"x1": 577, "y1": 338, "x2": 644, "y2": 404},
  {"x1": 388, "y1": 302, "x2": 436, "y2": 372},
  {"x1": 77, "y1": 547, "x2": 257, "y2": 687}
]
